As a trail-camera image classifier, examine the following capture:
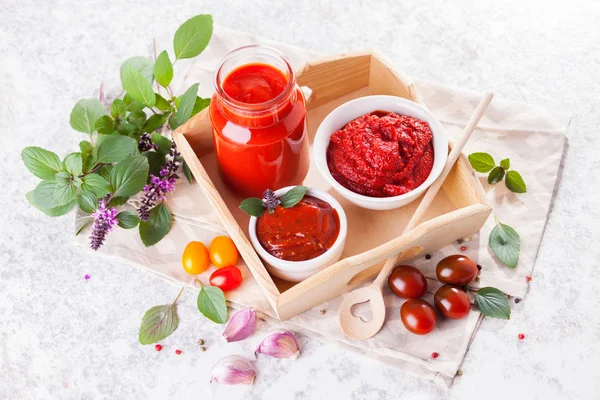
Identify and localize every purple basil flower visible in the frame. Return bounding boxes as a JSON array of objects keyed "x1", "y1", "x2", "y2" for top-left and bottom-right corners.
[
  {"x1": 90, "y1": 199, "x2": 118, "y2": 250},
  {"x1": 262, "y1": 189, "x2": 280, "y2": 213},
  {"x1": 138, "y1": 133, "x2": 158, "y2": 152},
  {"x1": 137, "y1": 143, "x2": 181, "y2": 221}
]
